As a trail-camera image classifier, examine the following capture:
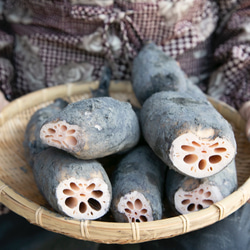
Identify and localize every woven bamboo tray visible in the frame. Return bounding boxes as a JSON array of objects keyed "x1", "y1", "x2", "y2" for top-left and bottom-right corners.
[{"x1": 0, "y1": 81, "x2": 249, "y2": 244}]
